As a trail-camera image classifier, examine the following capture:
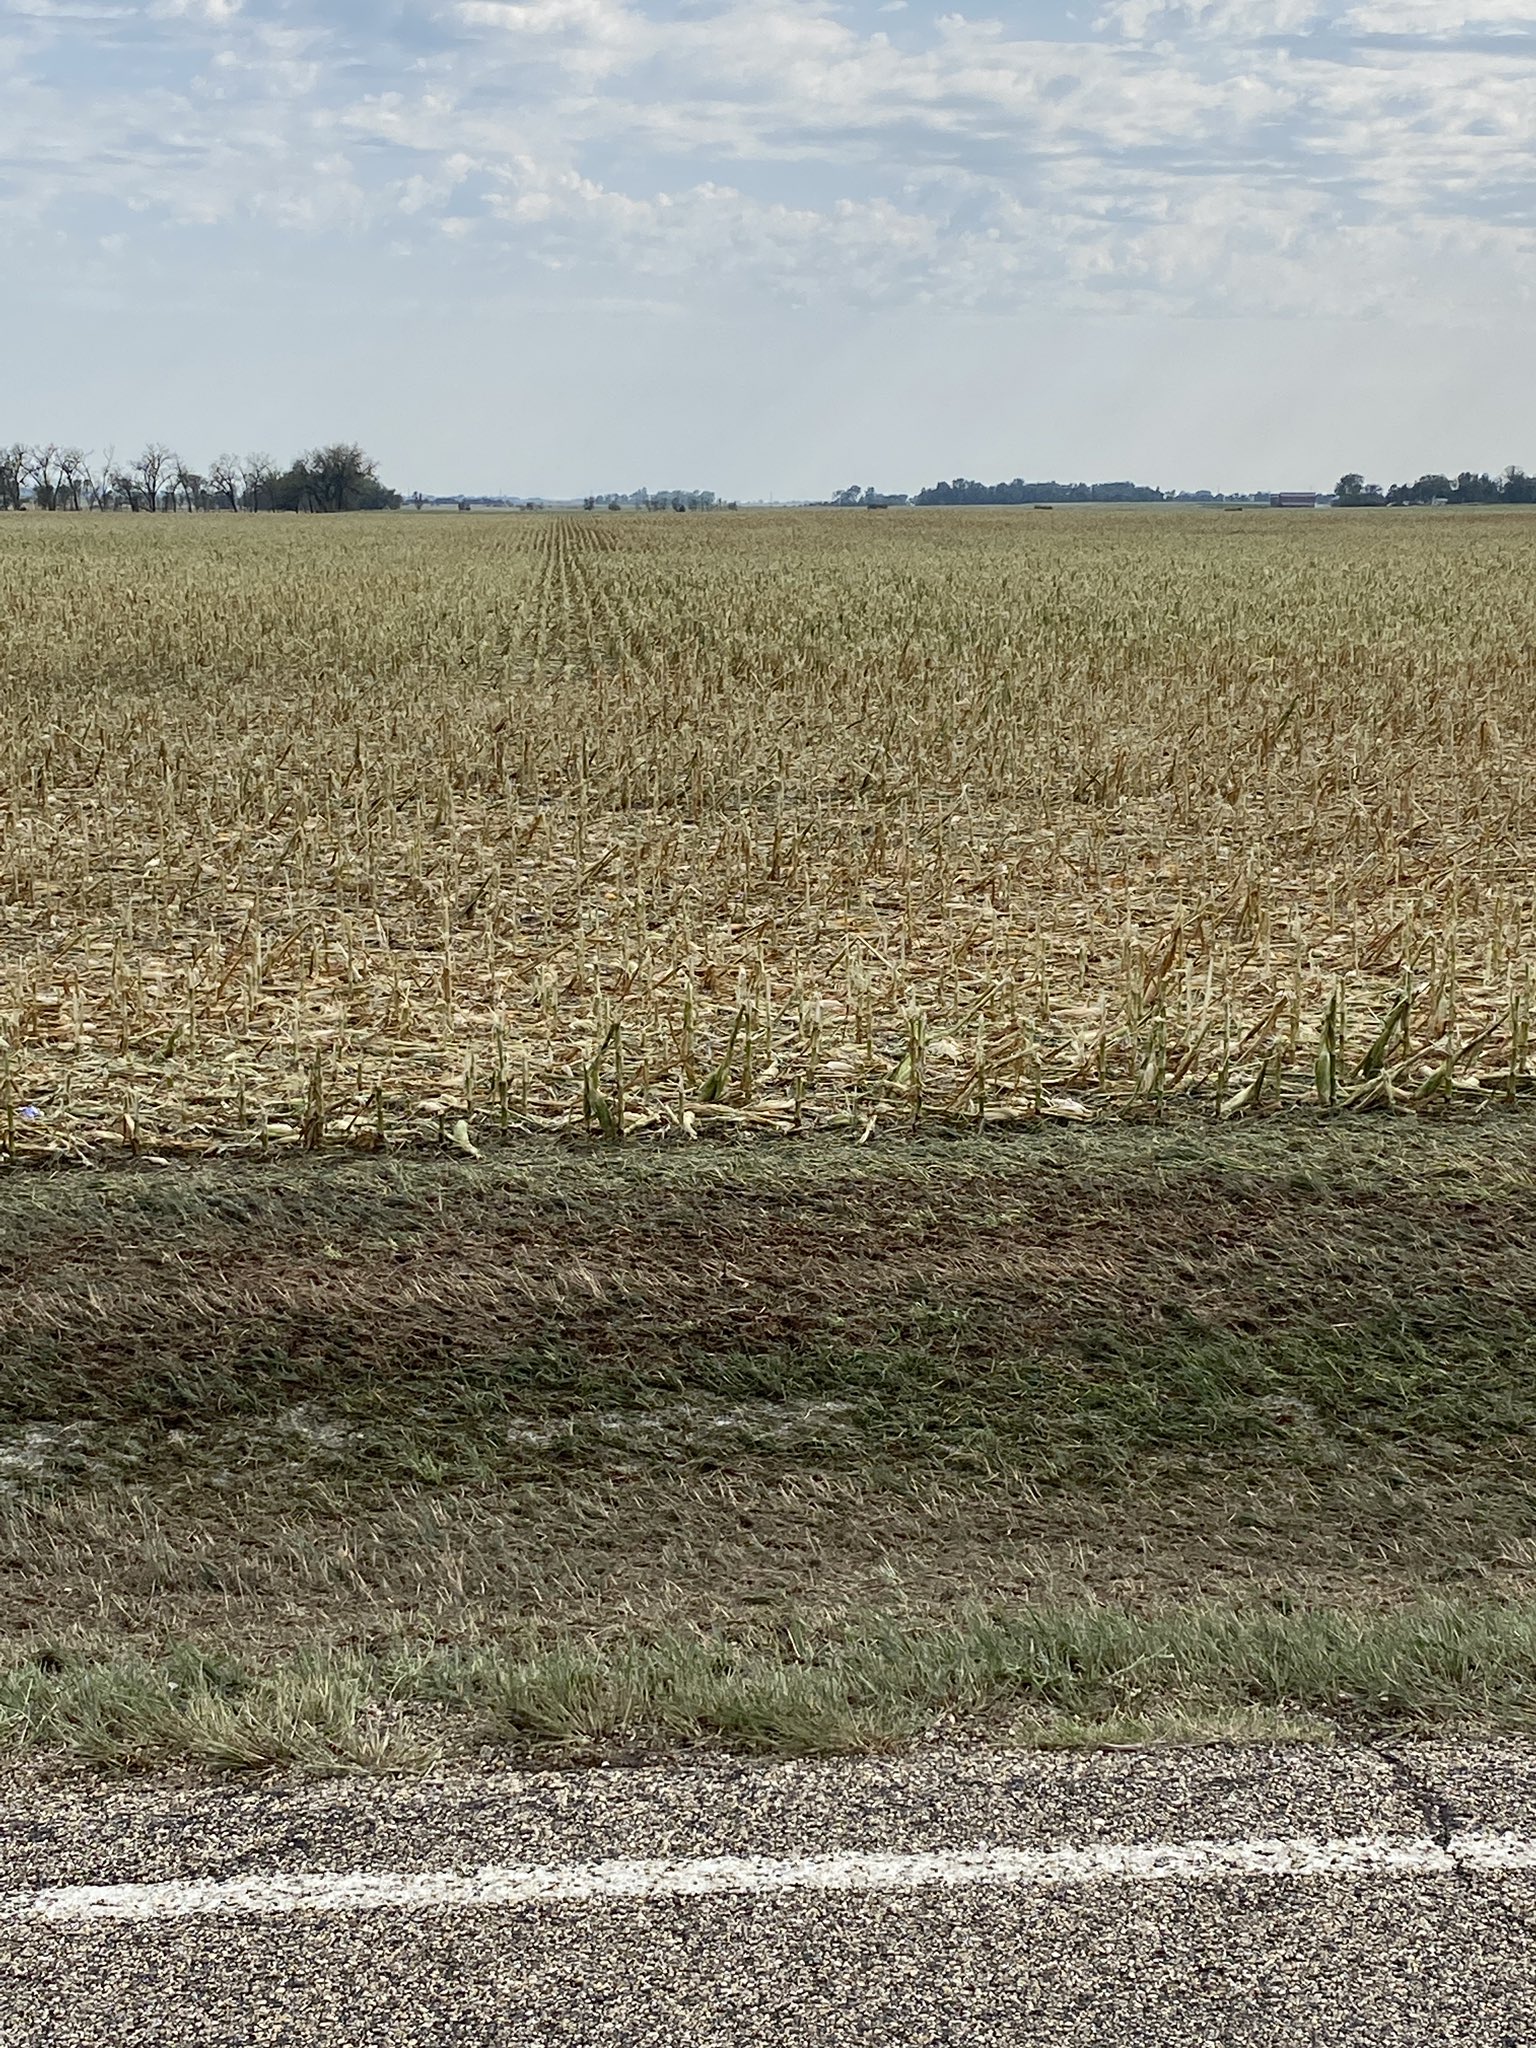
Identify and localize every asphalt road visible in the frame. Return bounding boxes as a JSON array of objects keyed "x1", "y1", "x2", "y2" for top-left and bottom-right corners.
[{"x1": 3, "y1": 1742, "x2": 1535, "y2": 2045}]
